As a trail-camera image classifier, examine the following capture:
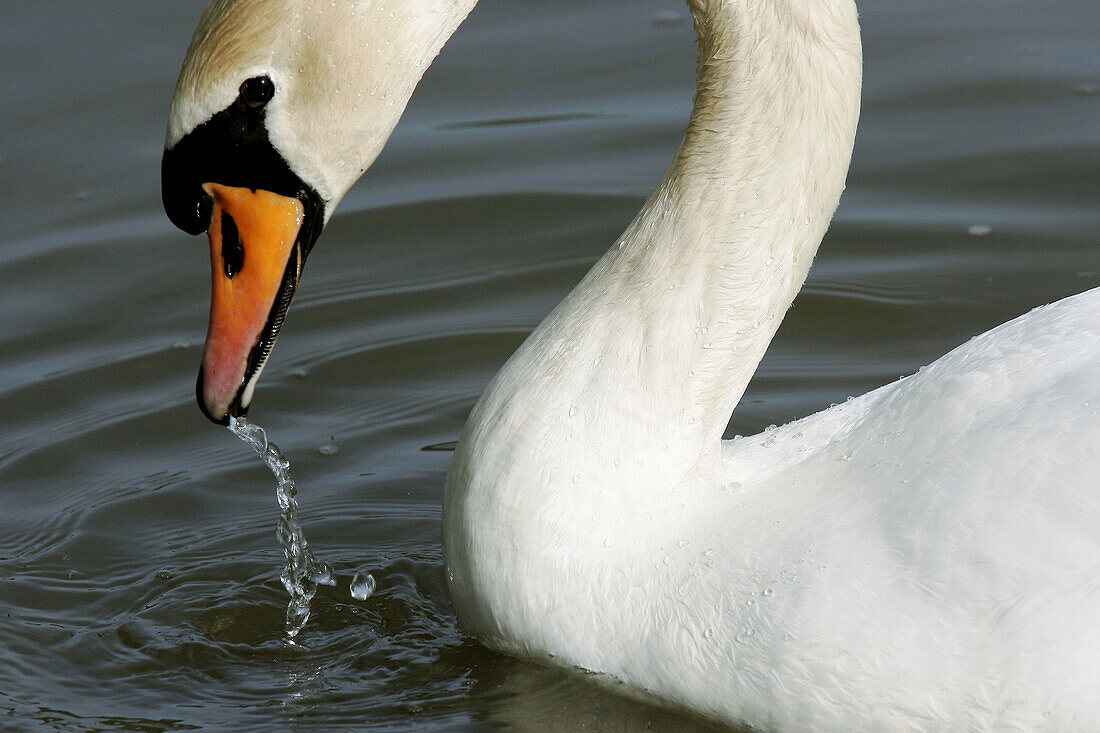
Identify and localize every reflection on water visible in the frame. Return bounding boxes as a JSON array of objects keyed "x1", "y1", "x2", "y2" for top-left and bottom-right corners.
[{"x1": 0, "y1": 0, "x2": 1096, "y2": 729}]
